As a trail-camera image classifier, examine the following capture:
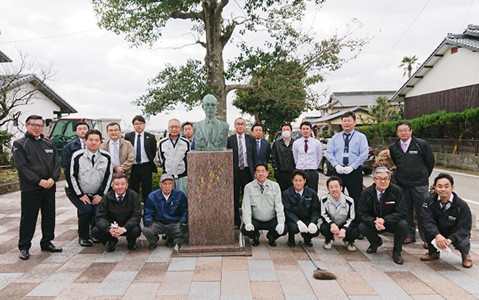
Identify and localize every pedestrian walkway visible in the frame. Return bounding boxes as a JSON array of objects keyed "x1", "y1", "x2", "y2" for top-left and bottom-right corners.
[{"x1": 0, "y1": 182, "x2": 478, "y2": 299}]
